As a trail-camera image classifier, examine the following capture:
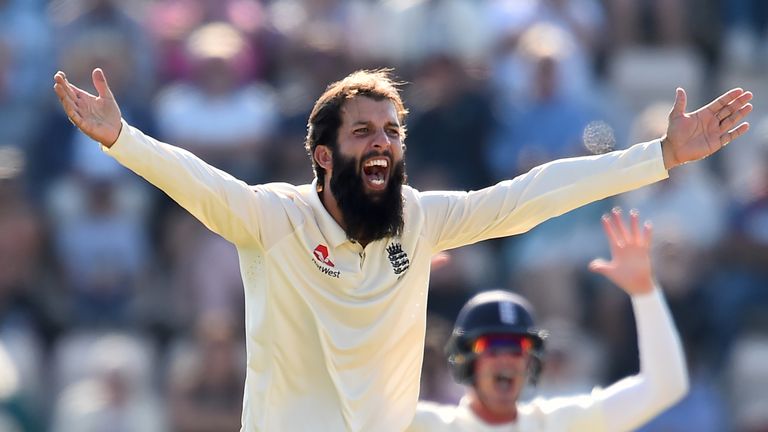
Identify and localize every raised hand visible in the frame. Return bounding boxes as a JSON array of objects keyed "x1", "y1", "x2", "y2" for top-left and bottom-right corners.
[
  {"x1": 589, "y1": 208, "x2": 654, "y2": 296},
  {"x1": 53, "y1": 68, "x2": 122, "y2": 147},
  {"x1": 662, "y1": 87, "x2": 753, "y2": 169}
]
